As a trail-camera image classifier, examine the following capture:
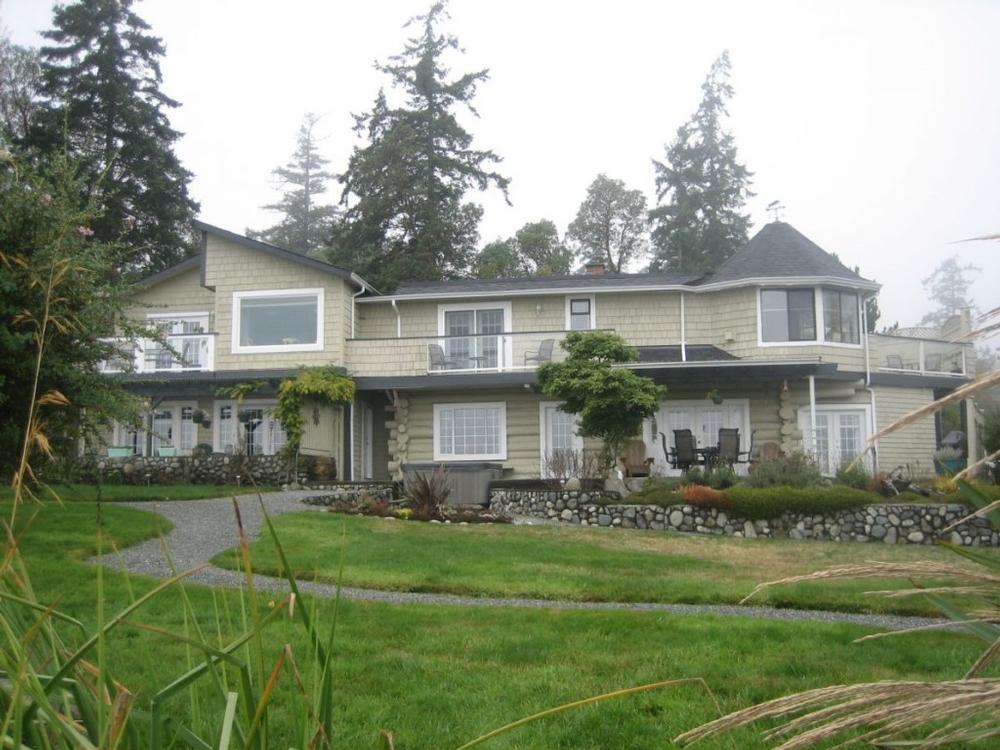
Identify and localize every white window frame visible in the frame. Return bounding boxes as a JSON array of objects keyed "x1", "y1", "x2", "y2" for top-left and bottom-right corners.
[
  {"x1": 232, "y1": 288, "x2": 324, "y2": 354},
  {"x1": 797, "y1": 403, "x2": 873, "y2": 475},
  {"x1": 539, "y1": 401, "x2": 584, "y2": 477},
  {"x1": 433, "y1": 401, "x2": 507, "y2": 462},
  {"x1": 756, "y1": 286, "x2": 863, "y2": 349},
  {"x1": 115, "y1": 401, "x2": 198, "y2": 456},
  {"x1": 564, "y1": 295, "x2": 597, "y2": 331},
  {"x1": 436, "y1": 301, "x2": 513, "y2": 370}
]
